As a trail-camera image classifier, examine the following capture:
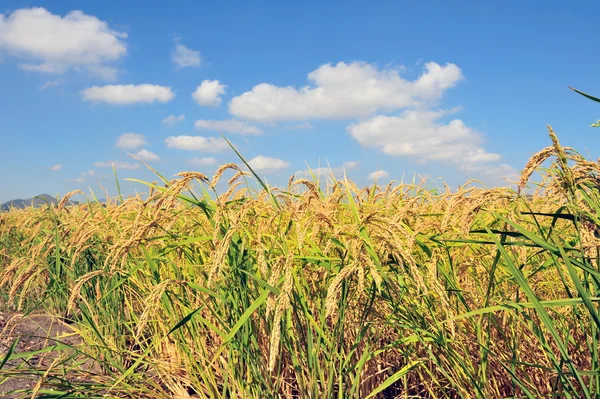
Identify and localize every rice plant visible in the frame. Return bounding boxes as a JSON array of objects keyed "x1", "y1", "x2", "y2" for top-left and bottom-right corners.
[{"x1": 1, "y1": 126, "x2": 599, "y2": 398}]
